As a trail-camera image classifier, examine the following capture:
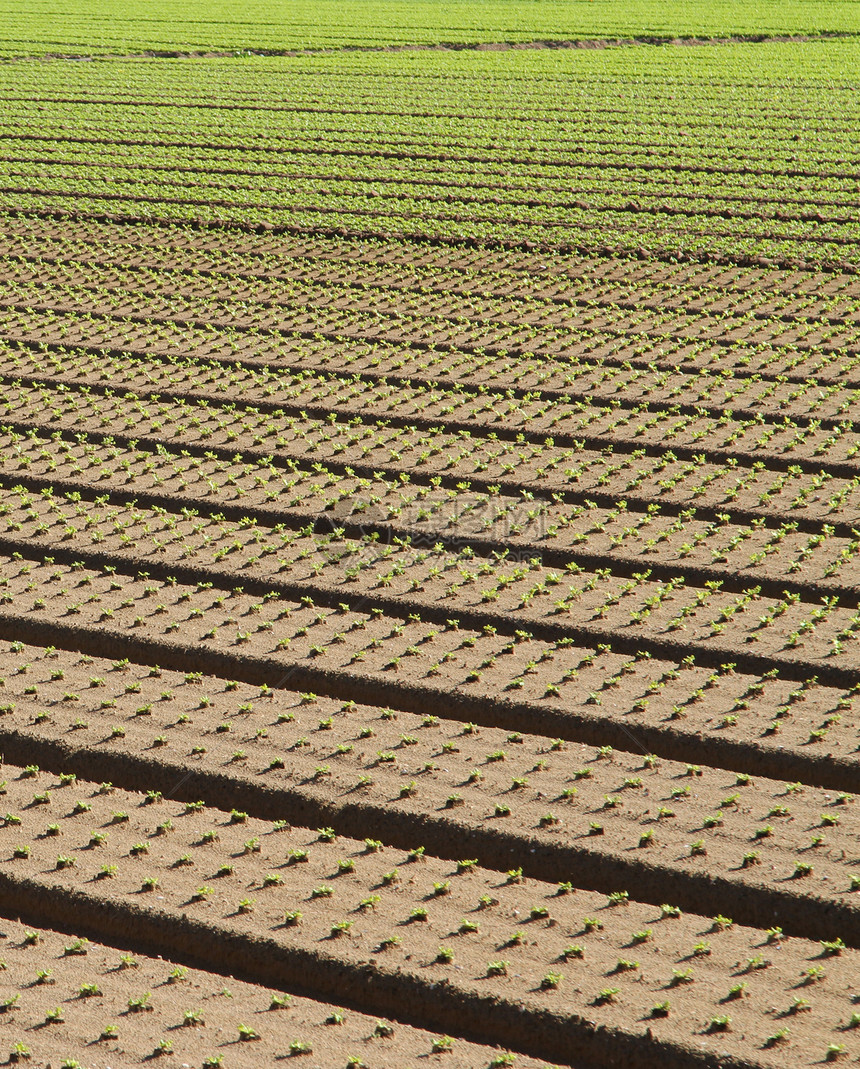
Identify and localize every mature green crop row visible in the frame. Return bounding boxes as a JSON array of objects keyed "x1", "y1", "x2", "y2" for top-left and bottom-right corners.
[
  {"x1": 1, "y1": 43, "x2": 859, "y2": 265},
  {"x1": 0, "y1": 0, "x2": 858, "y2": 58}
]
